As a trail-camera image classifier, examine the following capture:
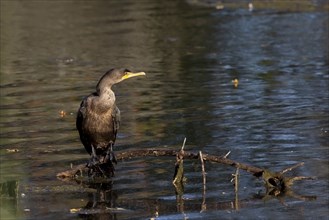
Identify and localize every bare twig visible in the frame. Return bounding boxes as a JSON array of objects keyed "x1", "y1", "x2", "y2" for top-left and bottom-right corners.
[
  {"x1": 234, "y1": 168, "x2": 240, "y2": 211},
  {"x1": 199, "y1": 151, "x2": 206, "y2": 187},
  {"x1": 233, "y1": 168, "x2": 239, "y2": 194},
  {"x1": 224, "y1": 151, "x2": 231, "y2": 158},
  {"x1": 285, "y1": 176, "x2": 316, "y2": 188},
  {"x1": 229, "y1": 167, "x2": 240, "y2": 210},
  {"x1": 181, "y1": 137, "x2": 186, "y2": 151},
  {"x1": 199, "y1": 151, "x2": 207, "y2": 212},
  {"x1": 280, "y1": 162, "x2": 304, "y2": 174},
  {"x1": 173, "y1": 139, "x2": 186, "y2": 185}
]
